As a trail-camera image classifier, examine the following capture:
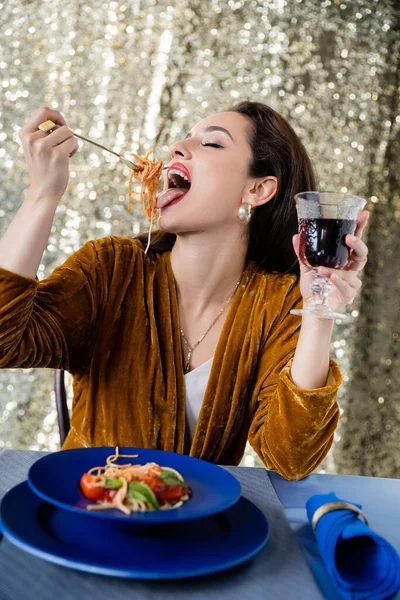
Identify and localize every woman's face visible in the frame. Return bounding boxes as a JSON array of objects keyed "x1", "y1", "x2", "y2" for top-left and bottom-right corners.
[{"x1": 157, "y1": 111, "x2": 255, "y2": 234}]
